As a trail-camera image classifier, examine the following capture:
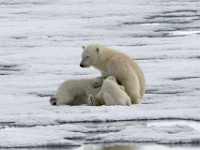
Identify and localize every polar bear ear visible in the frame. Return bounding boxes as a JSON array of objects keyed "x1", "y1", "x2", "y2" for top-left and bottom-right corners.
[
  {"x1": 82, "y1": 46, "x2": 85, "y2": 50},
  {"x1": 96, "y1": 48, "x2": 99, "y2": 53}
]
